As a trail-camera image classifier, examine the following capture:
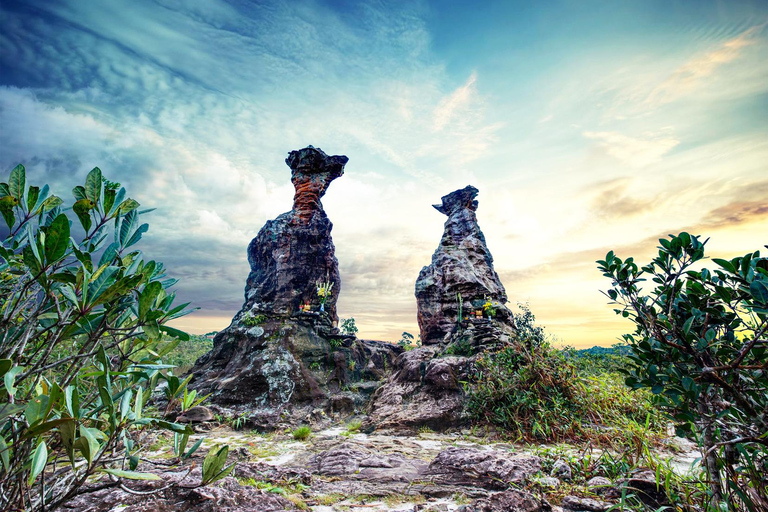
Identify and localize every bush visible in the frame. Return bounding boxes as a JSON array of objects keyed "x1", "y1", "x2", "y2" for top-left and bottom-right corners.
[
  {"x1": 598, "y1": 232, "x2": 768, "y2": 510},
  {"x1": 0, "y1": 165, "x2": 229, "y2": 511},
  {"x1": 465, "y1": 306, "x2": 664, "y2": 446}
]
